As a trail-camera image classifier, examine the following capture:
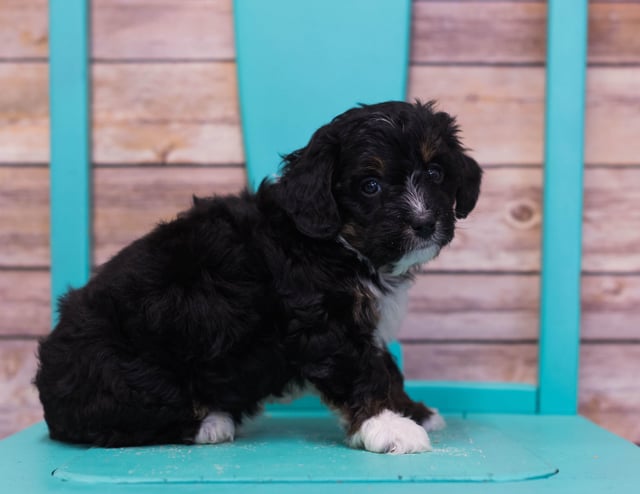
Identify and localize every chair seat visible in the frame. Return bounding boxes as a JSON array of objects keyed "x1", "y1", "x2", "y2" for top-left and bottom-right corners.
[{"x1": 2, "y1": 412, "x2": 639, "y2": 492}]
